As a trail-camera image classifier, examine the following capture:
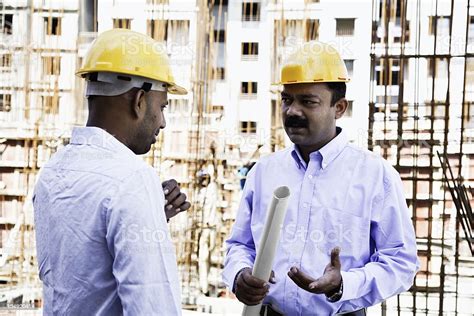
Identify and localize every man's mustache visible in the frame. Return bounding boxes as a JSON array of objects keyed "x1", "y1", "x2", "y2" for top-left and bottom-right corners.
[{"x1": 284, "y1": 116, "x2": 308, "y2": 128}]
